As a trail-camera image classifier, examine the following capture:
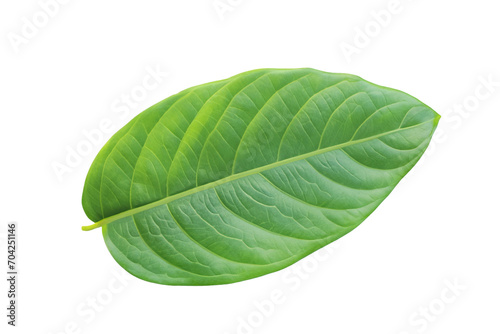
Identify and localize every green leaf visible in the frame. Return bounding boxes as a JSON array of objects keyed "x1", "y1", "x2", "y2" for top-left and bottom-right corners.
[{"x1": 82, "y1": 68, "x2": 440, "y2": 285}]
